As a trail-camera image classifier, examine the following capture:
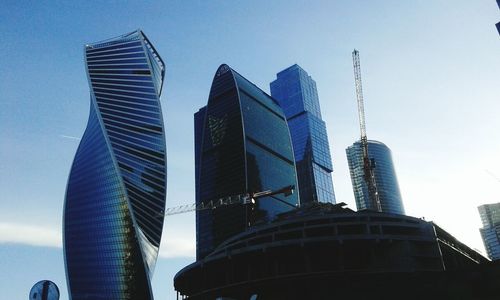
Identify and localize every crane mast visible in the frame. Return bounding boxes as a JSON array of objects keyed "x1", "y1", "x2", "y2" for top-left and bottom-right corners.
[{"x1": 352, "y1": 49, "x2": 382, "y2": 212}]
